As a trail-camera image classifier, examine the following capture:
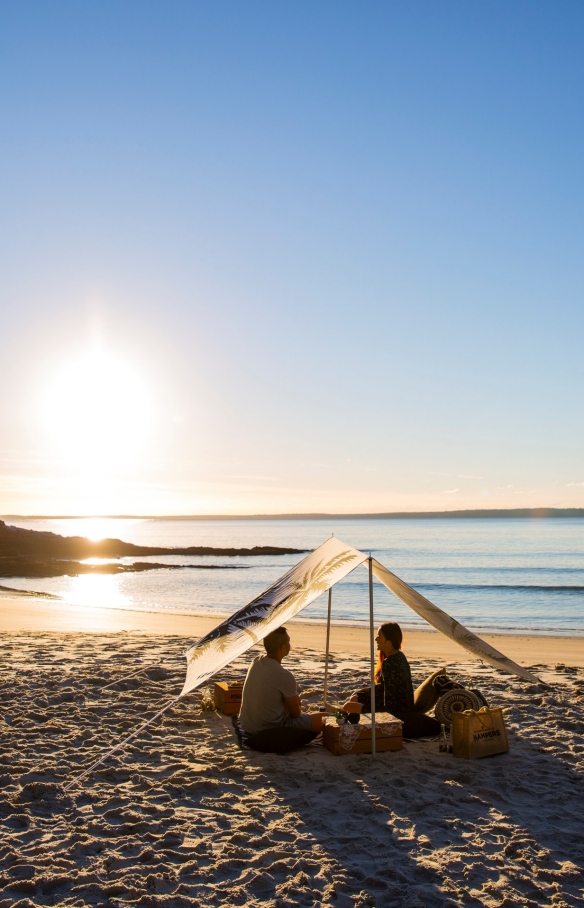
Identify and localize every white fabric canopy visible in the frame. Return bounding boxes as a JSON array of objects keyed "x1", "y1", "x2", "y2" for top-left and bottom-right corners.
[
  {"x1": 181, "y1": 537, "x2": 367, "y2": 696},
  {"x1": 181, "y1": 536, "x2": 540, "y2": 696},
  {"x1": 370, "y1": 559, "x2": 539, "y2": 684},
  {"x1": 66, "y1": 536, "x2": 541, "y2": 790}
]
